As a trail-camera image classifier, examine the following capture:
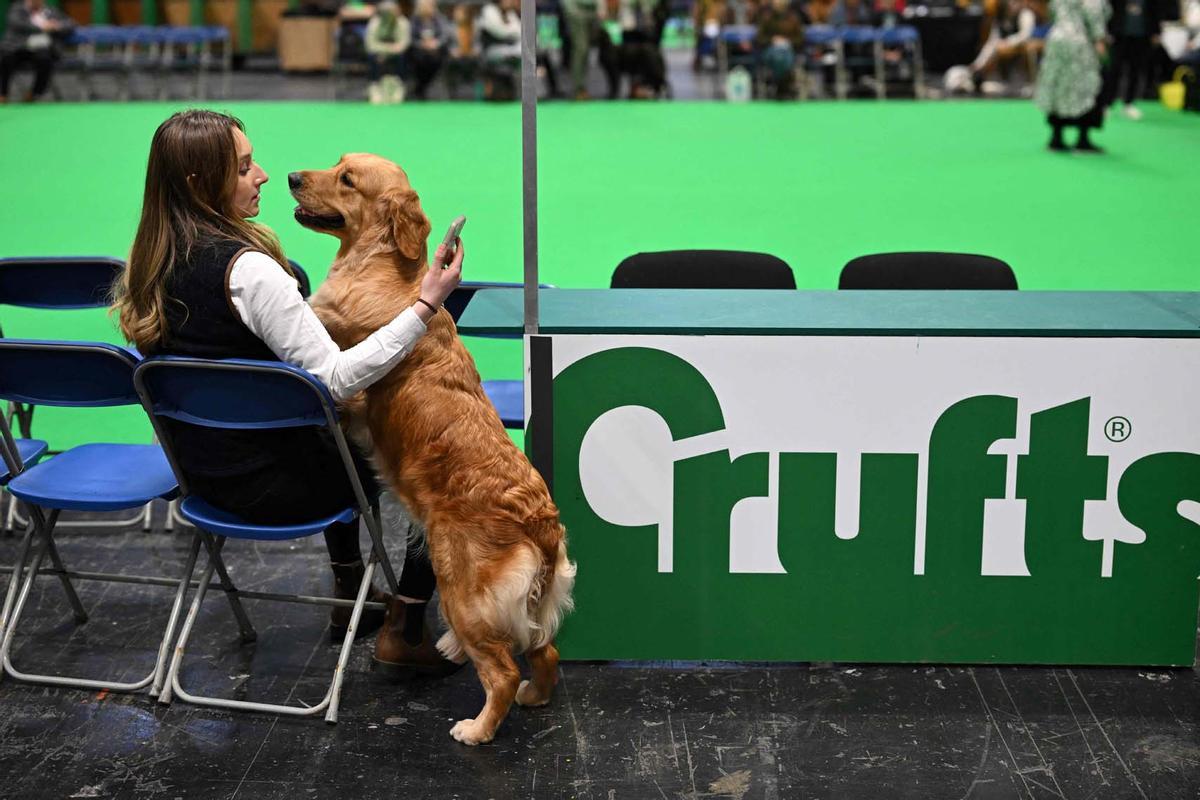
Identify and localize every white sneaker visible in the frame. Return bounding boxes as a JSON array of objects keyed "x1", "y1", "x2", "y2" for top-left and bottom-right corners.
[
  {"x1": 1122, "y1": 104, "x2": 1143, "y2": 120},
  {"x1": 980, "y1": 80, "x2": 1006, "y2": 96}
]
